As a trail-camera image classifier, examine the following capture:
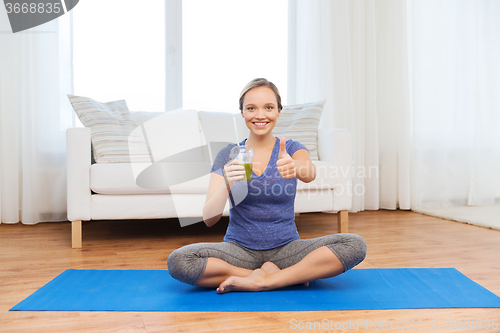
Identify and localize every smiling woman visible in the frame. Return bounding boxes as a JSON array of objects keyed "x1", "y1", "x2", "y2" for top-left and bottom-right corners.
[{"x1": 166, "y1": 78, "x2": 367, "y2": 294}]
